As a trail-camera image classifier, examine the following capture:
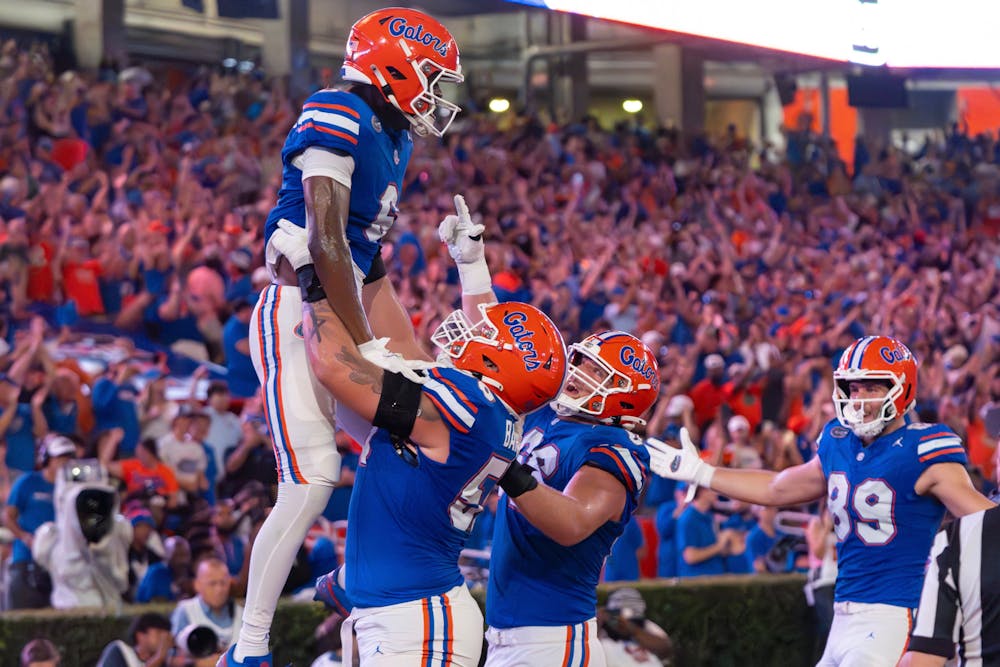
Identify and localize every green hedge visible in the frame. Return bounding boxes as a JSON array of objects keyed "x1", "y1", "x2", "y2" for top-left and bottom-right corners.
[{"x1": 0, "y1": 574, "x2": 816, "y2": 666}]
